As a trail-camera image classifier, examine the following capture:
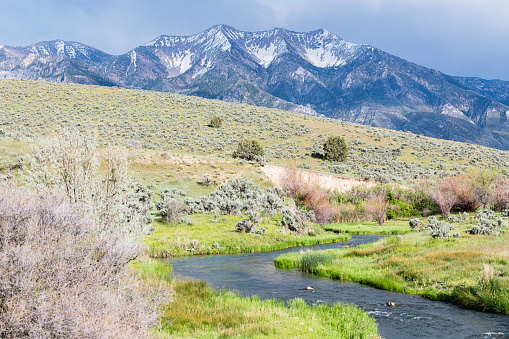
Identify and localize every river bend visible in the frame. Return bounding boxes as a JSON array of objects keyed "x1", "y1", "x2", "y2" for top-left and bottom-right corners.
[{"x1": 165, "y1": 235, "x2": 509, "y2": 338}]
